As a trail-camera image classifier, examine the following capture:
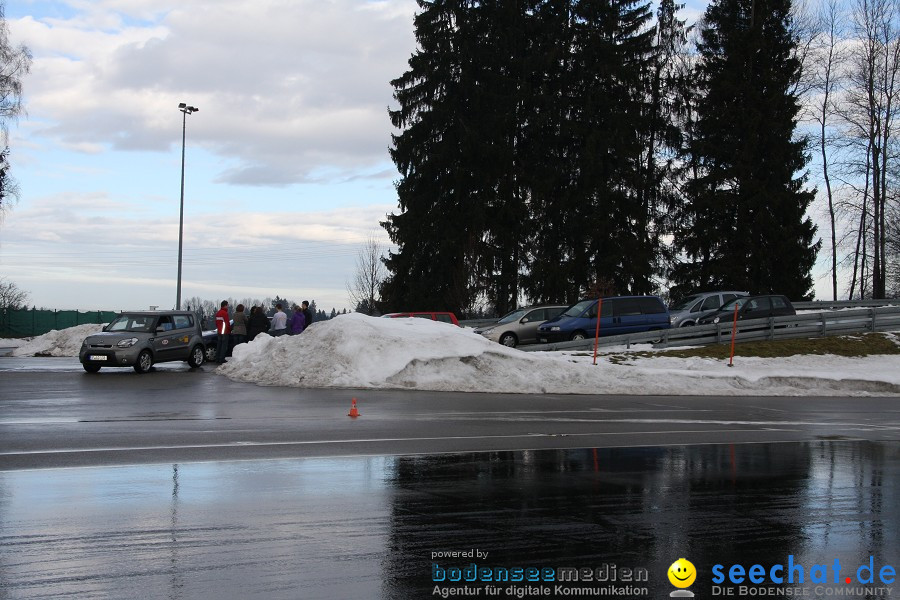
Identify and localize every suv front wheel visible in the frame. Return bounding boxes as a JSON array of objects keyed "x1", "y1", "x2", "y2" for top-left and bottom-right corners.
[{"x1": 134, "y1": 350, "x2": 153, "y2": 374}]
